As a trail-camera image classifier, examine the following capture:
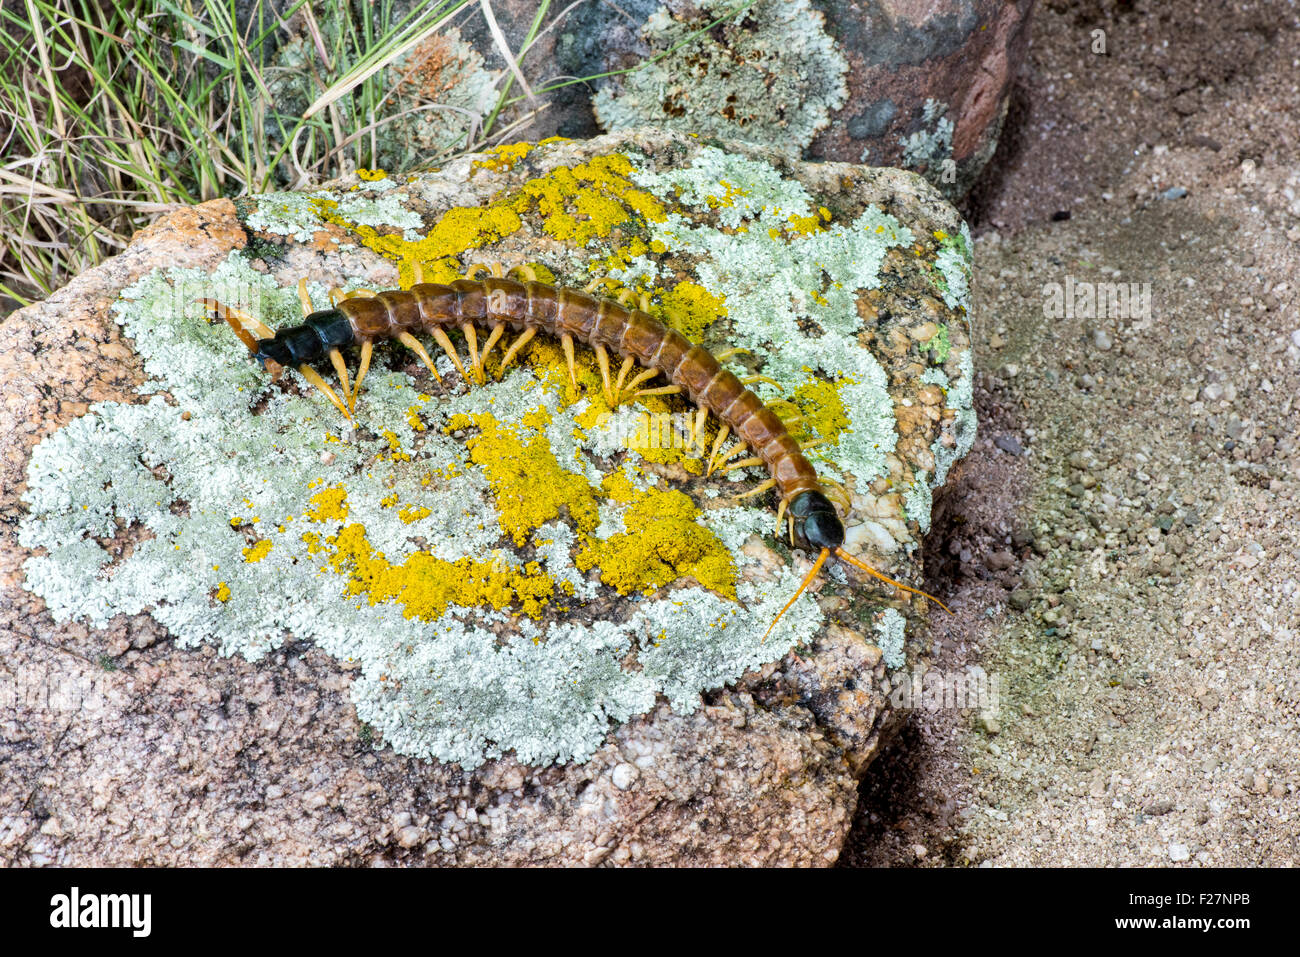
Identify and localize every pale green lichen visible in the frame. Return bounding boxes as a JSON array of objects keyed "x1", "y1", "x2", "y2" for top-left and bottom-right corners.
[
  {"x1": 874, "y1": 608, "x2": 907, "y2": 670},
  {"x1": 900, "y1": 98, "x2": 955, "y2": 176},
  {"x1": 592, "y1": 0, "x2": 848, "y2": 152},
  {"x1": 933, "y1": 223, "x2": 973, "y2": 313},
  {"x1": 904, "y1": 470, "x2": 933, "y2": 535}
]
